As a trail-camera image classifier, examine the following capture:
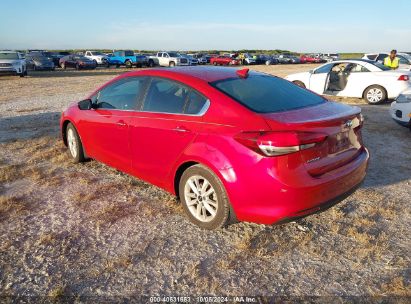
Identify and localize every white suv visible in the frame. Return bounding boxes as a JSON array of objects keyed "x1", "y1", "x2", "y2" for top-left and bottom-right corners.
[{"x1": 0, "y1": 51, "x2": 27, "y2": 77}]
